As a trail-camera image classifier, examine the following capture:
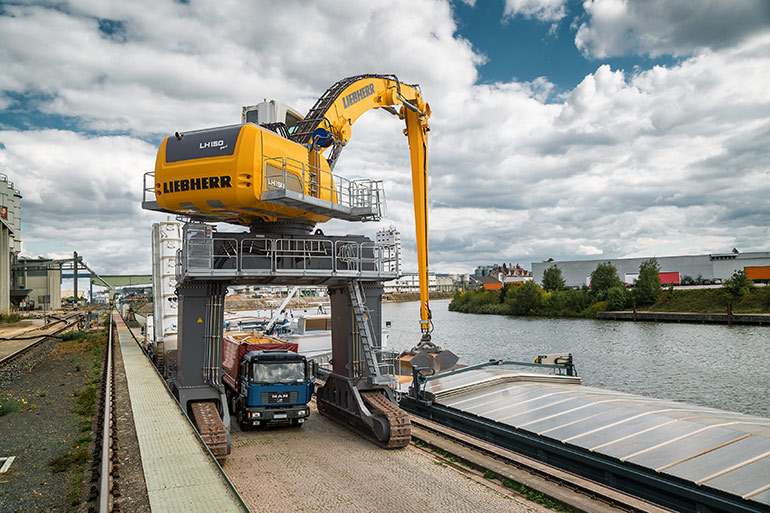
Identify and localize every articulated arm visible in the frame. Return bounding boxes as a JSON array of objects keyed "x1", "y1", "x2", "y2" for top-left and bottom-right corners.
[
  {"x1": 292, "y1": 75, "x2": 433, "y2": 336},
  {"x1": 403, "y1": 102, "x2": 432, "y2": 338}
]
